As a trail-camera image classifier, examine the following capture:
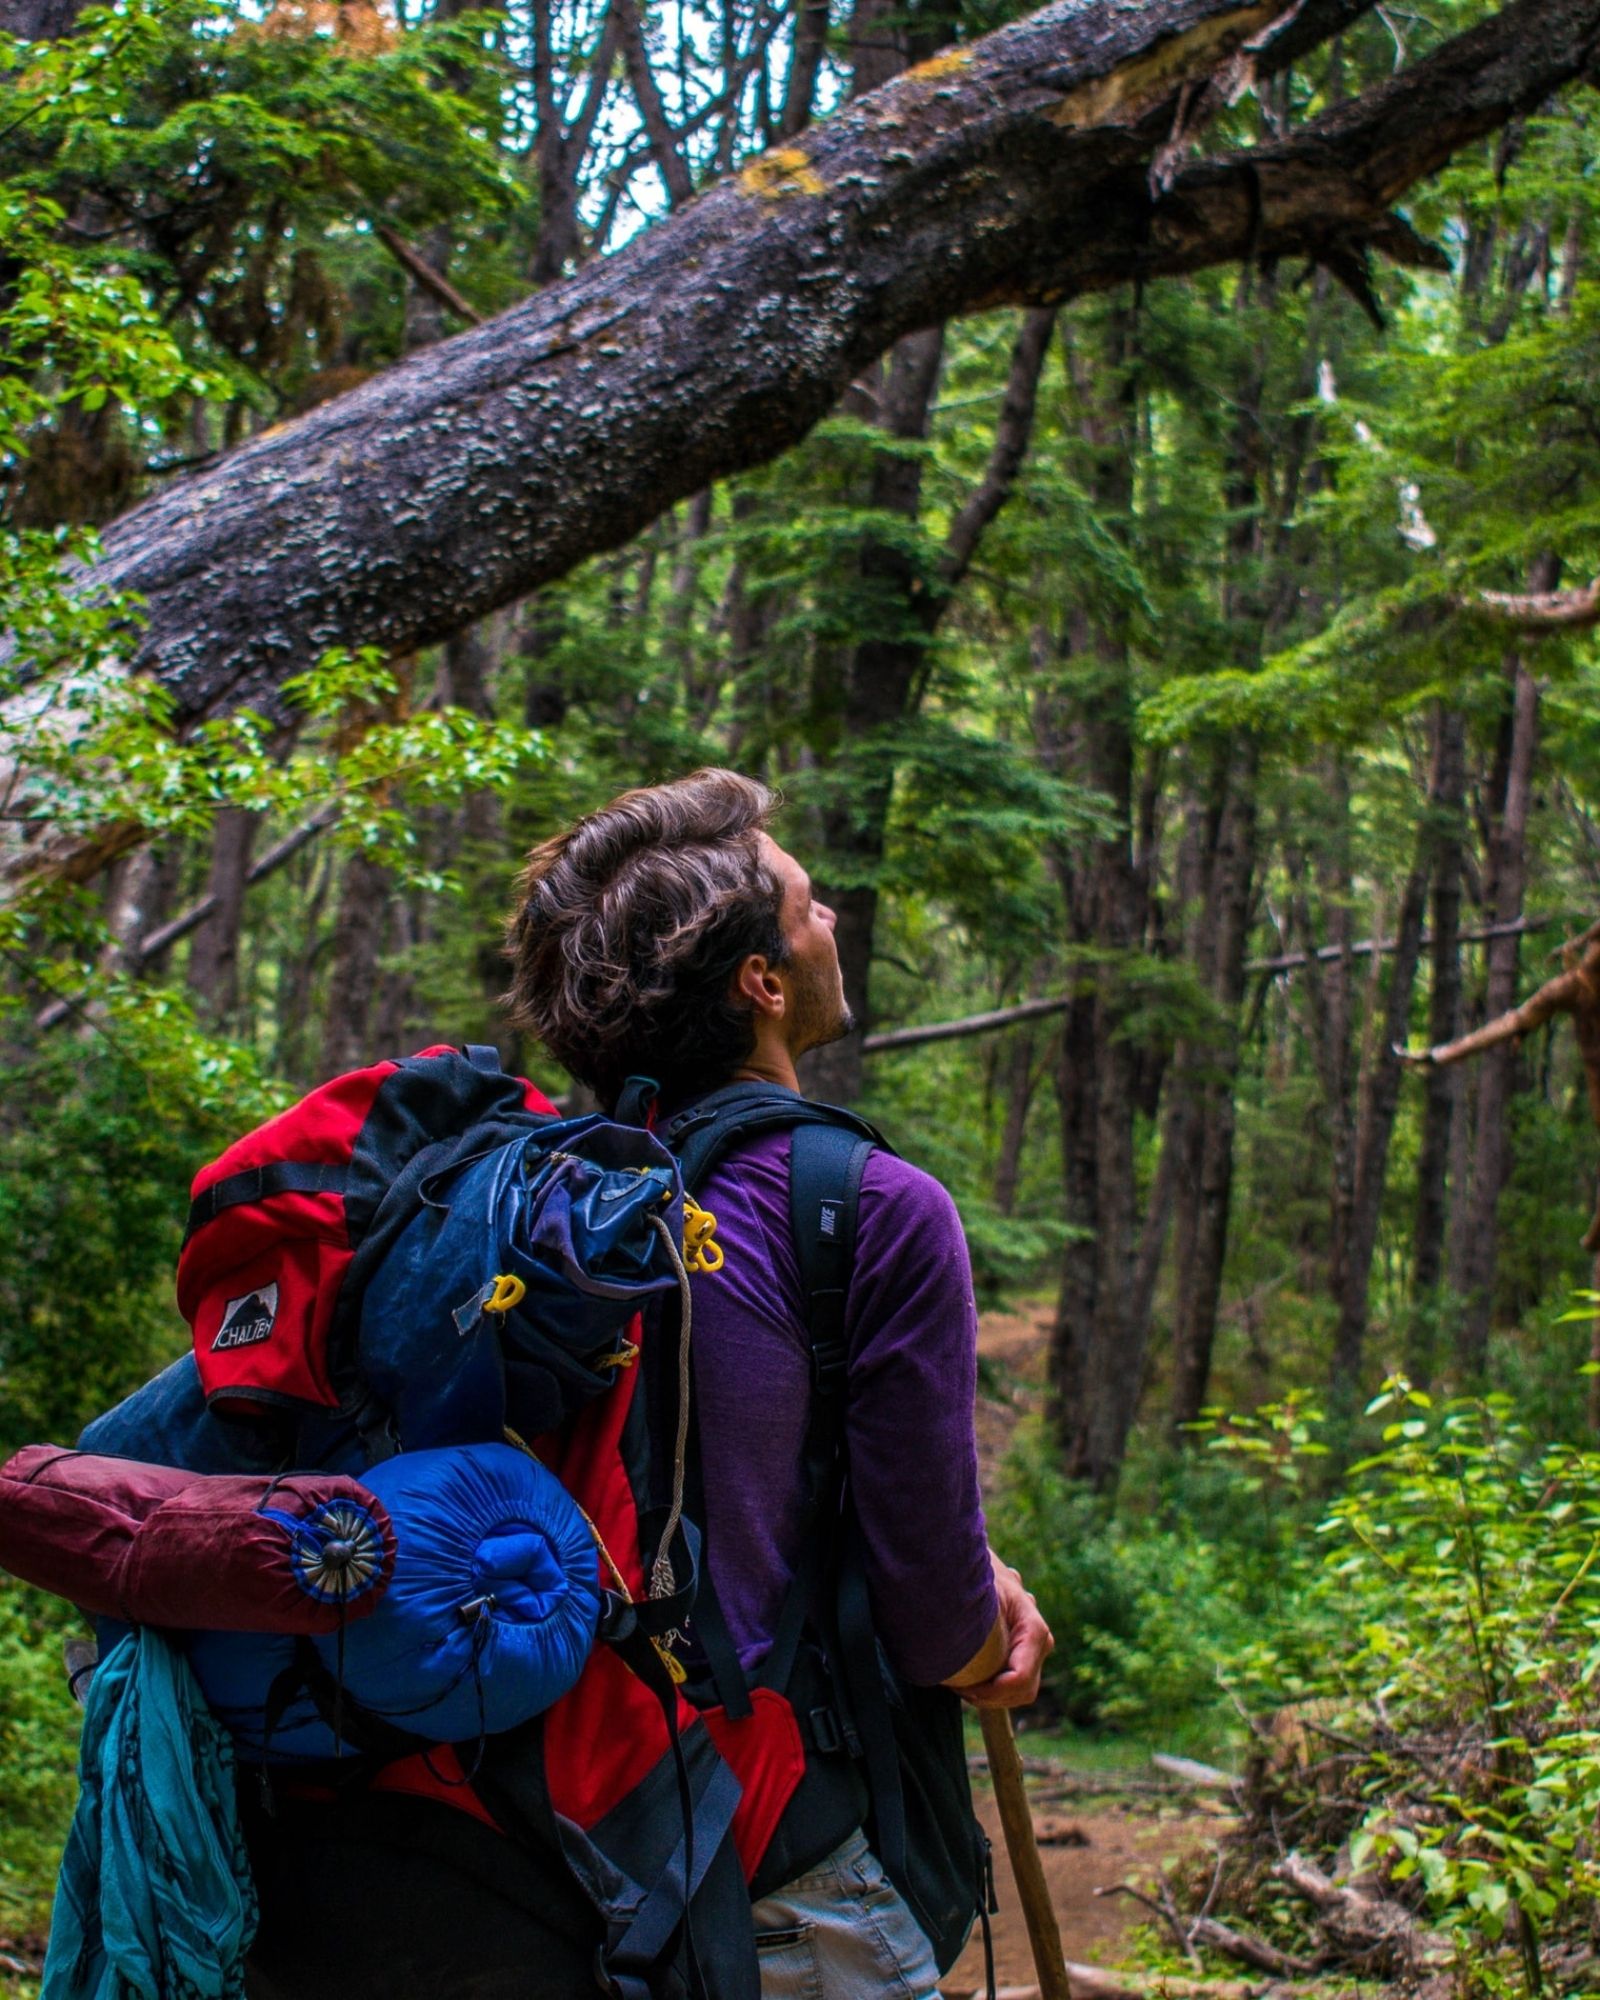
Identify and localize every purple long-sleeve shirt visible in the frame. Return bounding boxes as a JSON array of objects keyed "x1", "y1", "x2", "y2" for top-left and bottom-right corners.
[{"x1": 688, "y1": 1130, "x2": 998, "y2": 1688}]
